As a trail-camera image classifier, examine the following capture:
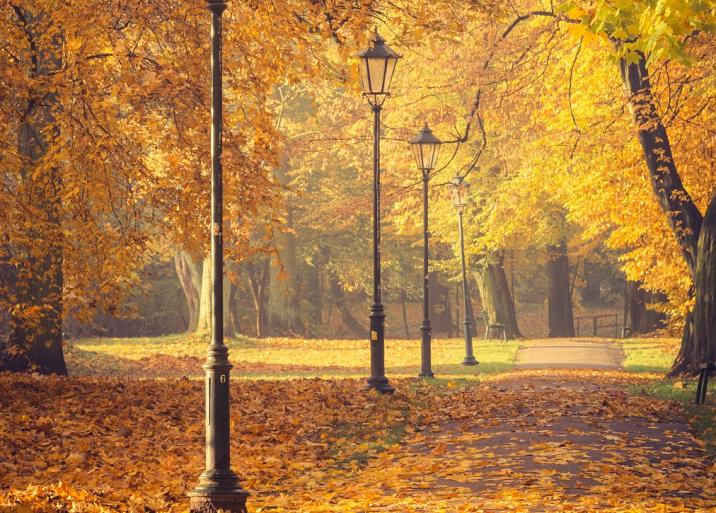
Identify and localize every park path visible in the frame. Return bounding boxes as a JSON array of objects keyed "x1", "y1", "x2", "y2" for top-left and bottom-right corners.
[
  {"x1": 346, "y1": 371, "x2": 715, "y2": 512},
  {"x1": 516, "y1": 338, "x2": 624, "y2": 370}
]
